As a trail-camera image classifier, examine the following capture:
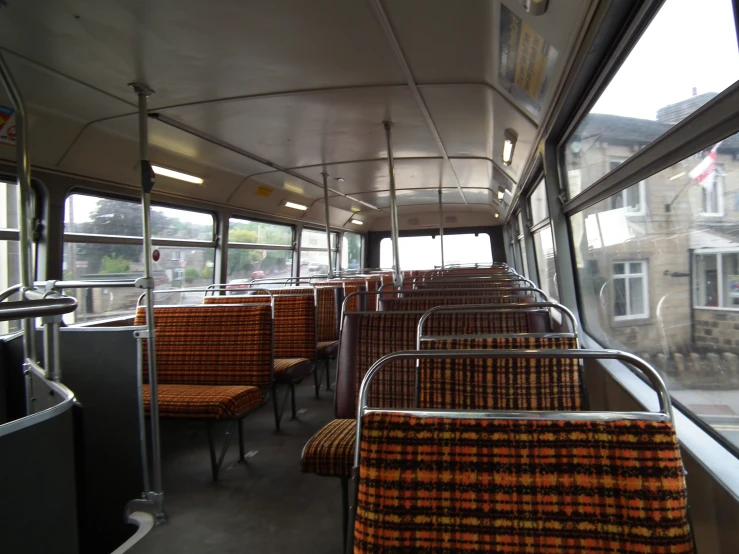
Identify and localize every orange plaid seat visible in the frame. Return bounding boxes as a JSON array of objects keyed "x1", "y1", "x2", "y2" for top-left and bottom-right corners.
[
  {"x1": 353, "y1": 413, "x2": 694, "y2": 554},
  {"x1": 205, "y1": 294, "x2": 316, "y2": 383},
  {"x1": 142, "y1": 384, "x2": 263, "y2": 420},
  {"x1": 300, "y1": 418, "x2": 354, "y2": 476}
]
